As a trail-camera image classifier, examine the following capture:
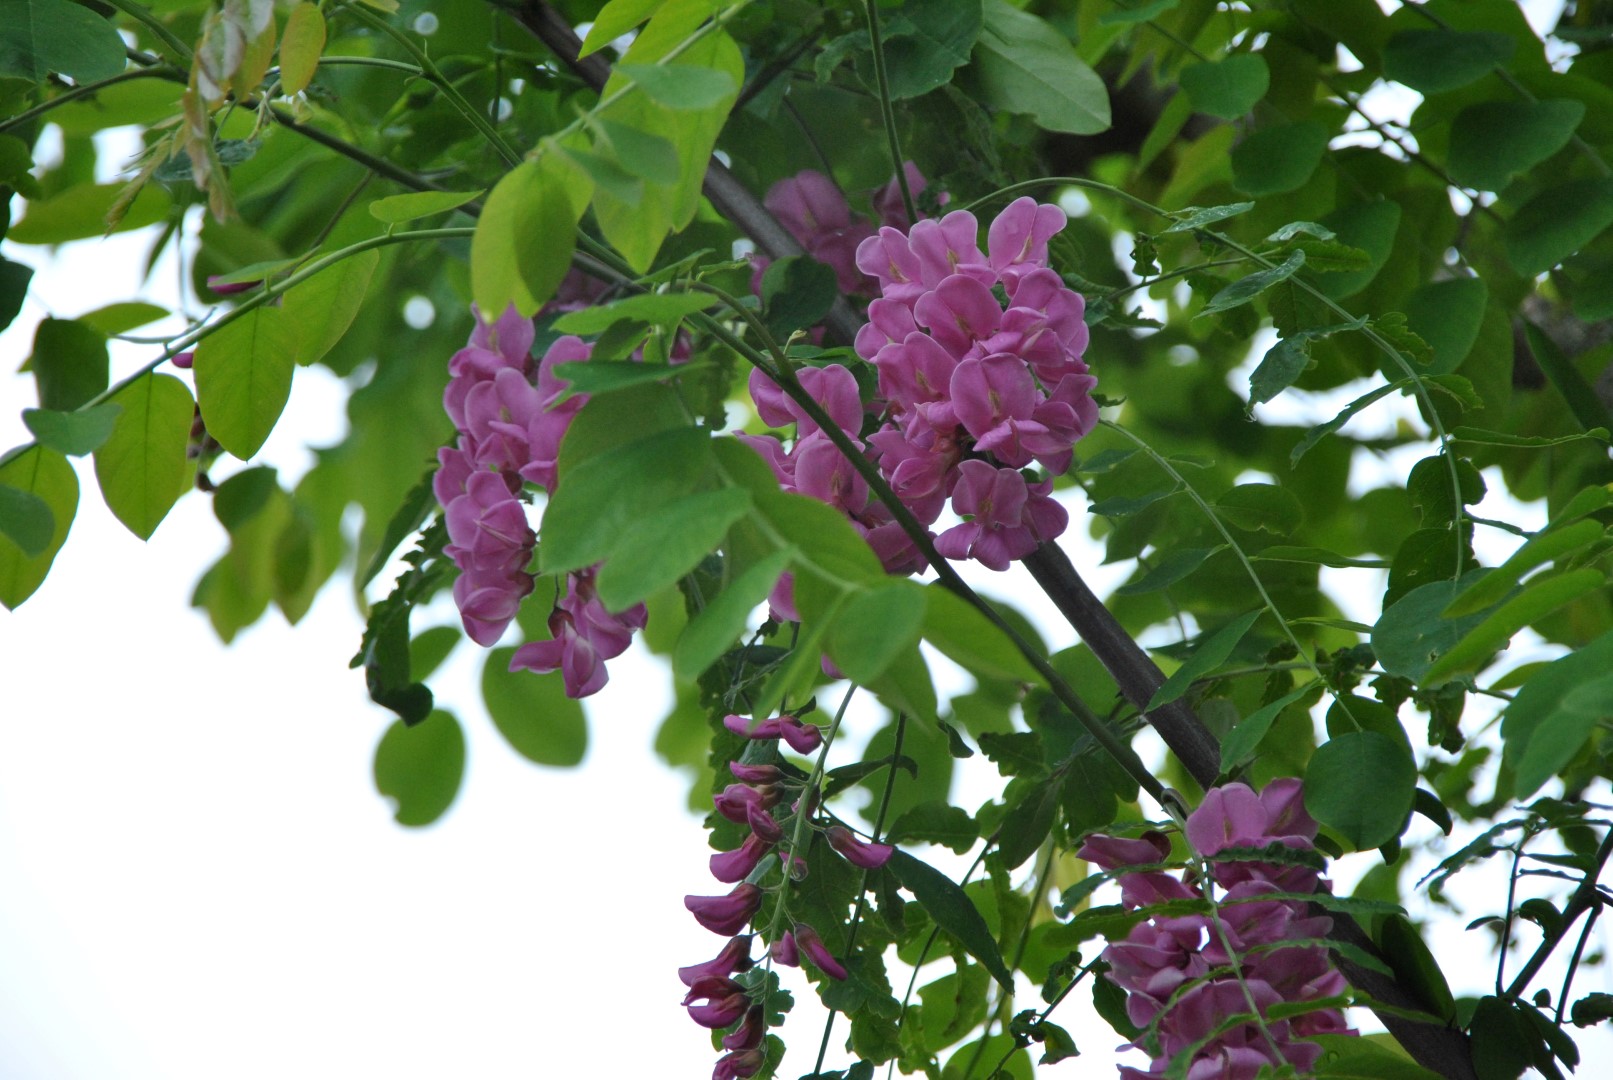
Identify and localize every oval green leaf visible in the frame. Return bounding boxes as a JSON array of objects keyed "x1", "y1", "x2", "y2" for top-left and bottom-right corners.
[
  {"x1": 482, "y1": 647, "x2": 588, "y2": 767},
  {"x1": 1304, "y1": 730, "x2": 1416, "y2": 850},
  {"x1": 93, "y1": 372, "x2": 194, "y2": 540},
  {"x1": 0, "y1": 446, "x2": 77, "y2": 609},
  {"x1": 282, "y1": 247, "x2": 379, "y2": 366},
  {"x1": 193, "y1": 306, "x2": 297, "y2": 460},
  {"x1": 372, "y1": 709, "x2": 466, "y2": 827}
]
